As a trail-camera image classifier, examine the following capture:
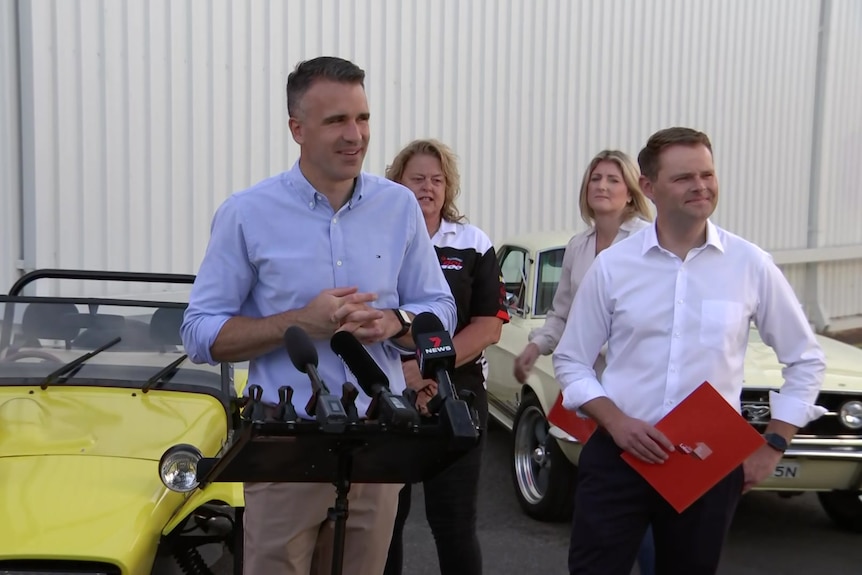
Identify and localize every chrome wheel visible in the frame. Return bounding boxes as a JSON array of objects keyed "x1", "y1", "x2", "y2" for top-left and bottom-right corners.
[{"x1": 514, "y1": 404, "x2": 553, "y2": 505}]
